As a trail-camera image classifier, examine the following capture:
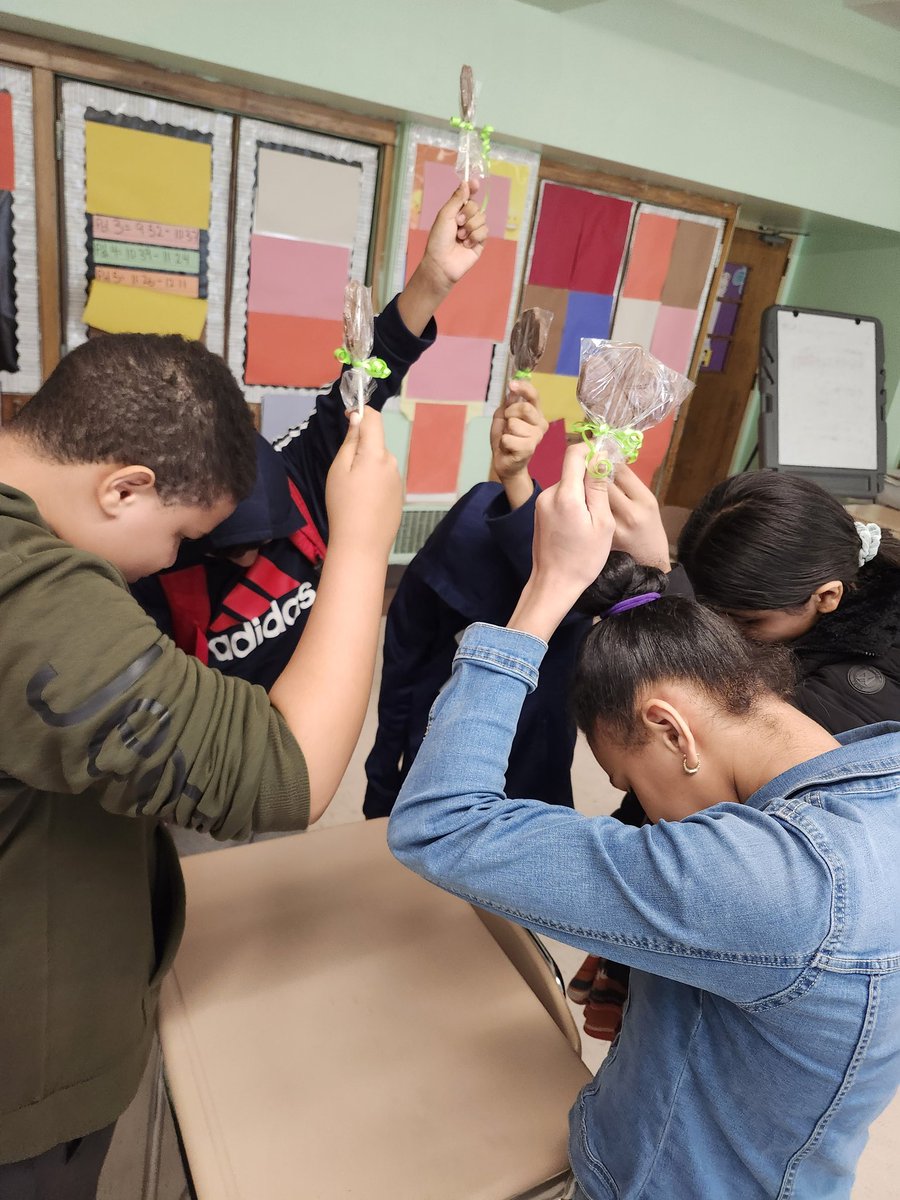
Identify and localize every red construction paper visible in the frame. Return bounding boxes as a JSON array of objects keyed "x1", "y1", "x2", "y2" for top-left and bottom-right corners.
[
  {"x1": 529, "y1": 418, "x2": 568, "y2": 490},
  {"x1": 248, "y1": 235, "x2": 350, "y2": 320},
  {"x1": 245, "y1": 312, "x2": 343, "y2": 388},
  {"x1": 406, "y1": 228, "x2": 517, "y2": 342},
  {"x1": 620, "y1": 213, "x2": 678, "y2": 301},
  {"x1": 0, "y1": 92, "x2": 14, "y2": 191},
  {"x1": 528, "y1": 183, "x2": 632, "y2": 292},
  {"x1": 405, "y1": 402, "x2": 468, "y2": 495}
]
